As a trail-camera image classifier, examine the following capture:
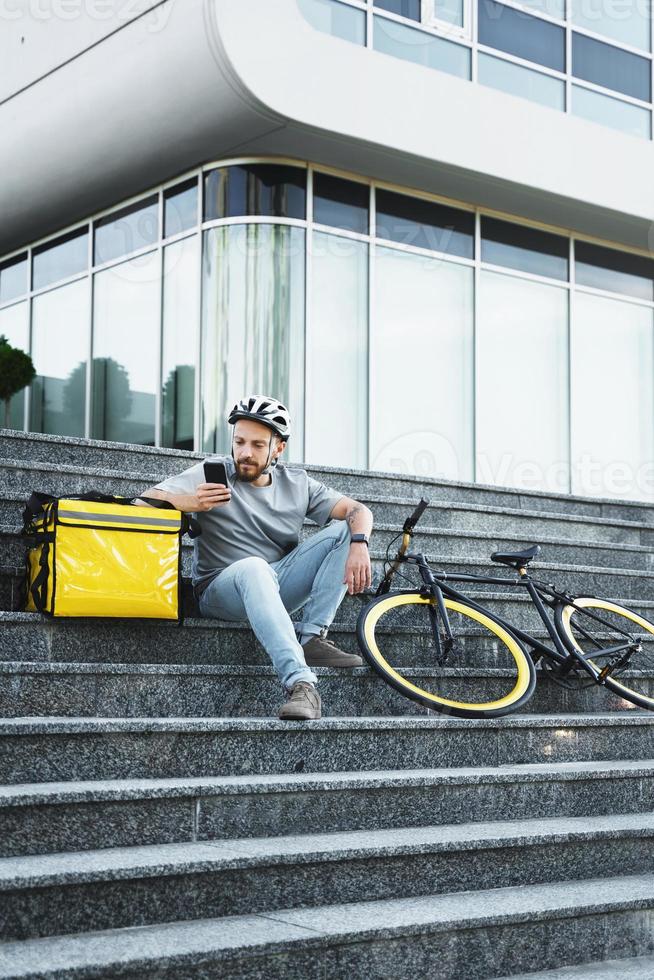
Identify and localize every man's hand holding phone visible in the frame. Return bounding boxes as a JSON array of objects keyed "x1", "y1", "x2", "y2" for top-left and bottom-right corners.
[{"x1": 197, "y1": 461, "x2": 231, "y2": 512}]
